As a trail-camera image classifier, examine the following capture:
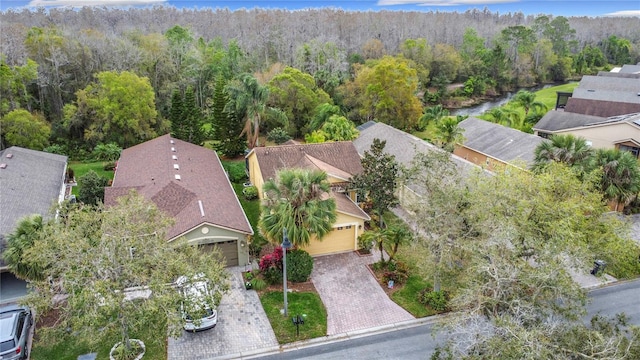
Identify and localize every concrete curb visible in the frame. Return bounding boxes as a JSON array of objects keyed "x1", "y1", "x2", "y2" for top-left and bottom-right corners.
[{"x1": 214, "y1": 315, "x2": 441, "y2": 360}]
